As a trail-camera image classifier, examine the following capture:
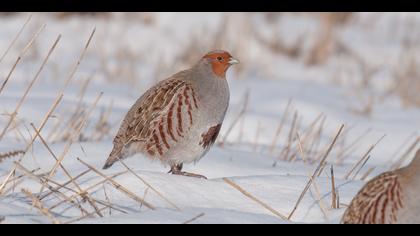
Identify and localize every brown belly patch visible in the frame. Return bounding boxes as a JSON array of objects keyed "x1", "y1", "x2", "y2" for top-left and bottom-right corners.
[{"x1": 199, "y1": 124, "x2": 222, "y2": 149}]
